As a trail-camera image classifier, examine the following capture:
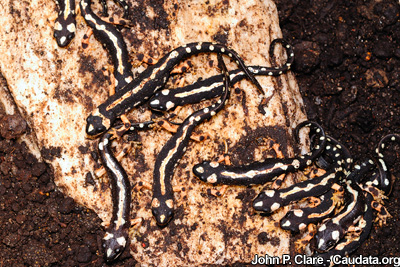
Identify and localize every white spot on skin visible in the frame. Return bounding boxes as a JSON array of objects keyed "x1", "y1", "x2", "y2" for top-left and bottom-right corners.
[
  {"x1": 114, "y1": 218, "x2": 126, "y2": 225},
  {"x1": 185, "y1": 47, "x2": 191, "y2": 53},
  {"x1": 161, "y1": 89, "x2": 170, "y2": 95},
  {"x1": 67, "y1": 23, "x2": 76, "y2": 33},
  {"x1": 264, "y1": 190, "x2": 275, "y2": 198},
  {"x1": 60, "y1": 36, "x2": 66, "y2": 45},
  {"x1": 294, "y1": 210, "x2": 304, "y2": 217},
  {"x1": 54, "y1": 22, "x2": 62, "y2": 31},
  {"x1": 206, "y1": 173, "x2": 218, "y2": 183},
  {"x1": 379, "y1": 158, "x2": 388, "y2": 171},
  {"x1": 210, "y1": 162, "x2": 219, "y2": 168},
  {"x1": 331, "y1": 230, "x2": 340, "y2": 241},
  {"x1": 166, "y1": 101, "x2": 175, "y2": 110},
  {"x1": 254, "y1": 201, "x2": 263, "y2": 207},
  {"x1": 281, "y1": 220, "x2": 291, "y2": 227},
  {"x1": 299, "y1": 223, "x2": 307, "y2": 231},
  {"x1": 103, "y1": 232, "x2": 114, "y2": 240},
  {"x1": 319, "y1": 224, "x2": 326, "y2": 231},
  {"x1": 151, "y1": 198, "x2": 160, "y2": 208},
  {"x1": 95, "y1": 24, "x2": 106, "y2": 32},
  {"x1": 292, "y1": 159, "x2": 300, "y2": 169},
  {"x1": 107, "y1": 248, "x2": 113, "y2": 258},
  {"x1": 318, "y1": 239, "x2": 325, "y2": 249},
  {"x1": 81, "y1": 1, "x2": 88, "y2": 9},
  {"x1": 87, "y1": 124, "x2": 94, "y2": 133},
  {"x1": 166, "y1": 199, "x2": 174, "y2": 208},
  {"x1": 159, "y1": 215, "x2": 166, "y2": 224},
  {"x1": 150, "y1": 99, "x2": 160, "y2": 106},
  {"x1": 196, "y1": 166, "x2": 204, "y2": 174},
  {"x1": 280, "y1": 164, "x2": 288, "y2": 171},
  {"x1": 117, "y1": 236, "x2": 126, "y2": 246},
  {"x1": 271, "y1": 202, "x2": 280, "y2": 211},
  {"x1": 170, "y1": 51, "x2": 179, "y2": 58}
]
